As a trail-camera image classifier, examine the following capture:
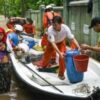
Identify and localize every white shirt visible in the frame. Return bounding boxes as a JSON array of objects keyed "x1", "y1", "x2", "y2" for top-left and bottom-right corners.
[{"x1": 48, "y1": 24, "x2": 74, "y2": 43}]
